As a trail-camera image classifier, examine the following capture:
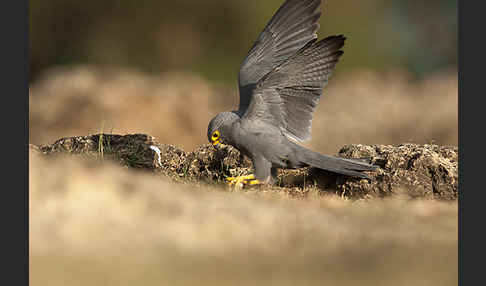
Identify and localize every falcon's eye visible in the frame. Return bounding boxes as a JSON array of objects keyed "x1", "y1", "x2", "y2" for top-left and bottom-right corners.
[{"x1": 212, "y1": 131, "x2": 220, "y2": 140}]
